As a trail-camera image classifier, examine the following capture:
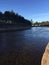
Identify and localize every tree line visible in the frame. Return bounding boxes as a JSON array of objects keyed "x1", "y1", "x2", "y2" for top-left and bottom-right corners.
[
  {"x1": 32, "y1": 21, "x2": 49, "y2": 26},
  {"x1": 0, "y1": 11, "x2": 32, "y2": 26}
]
